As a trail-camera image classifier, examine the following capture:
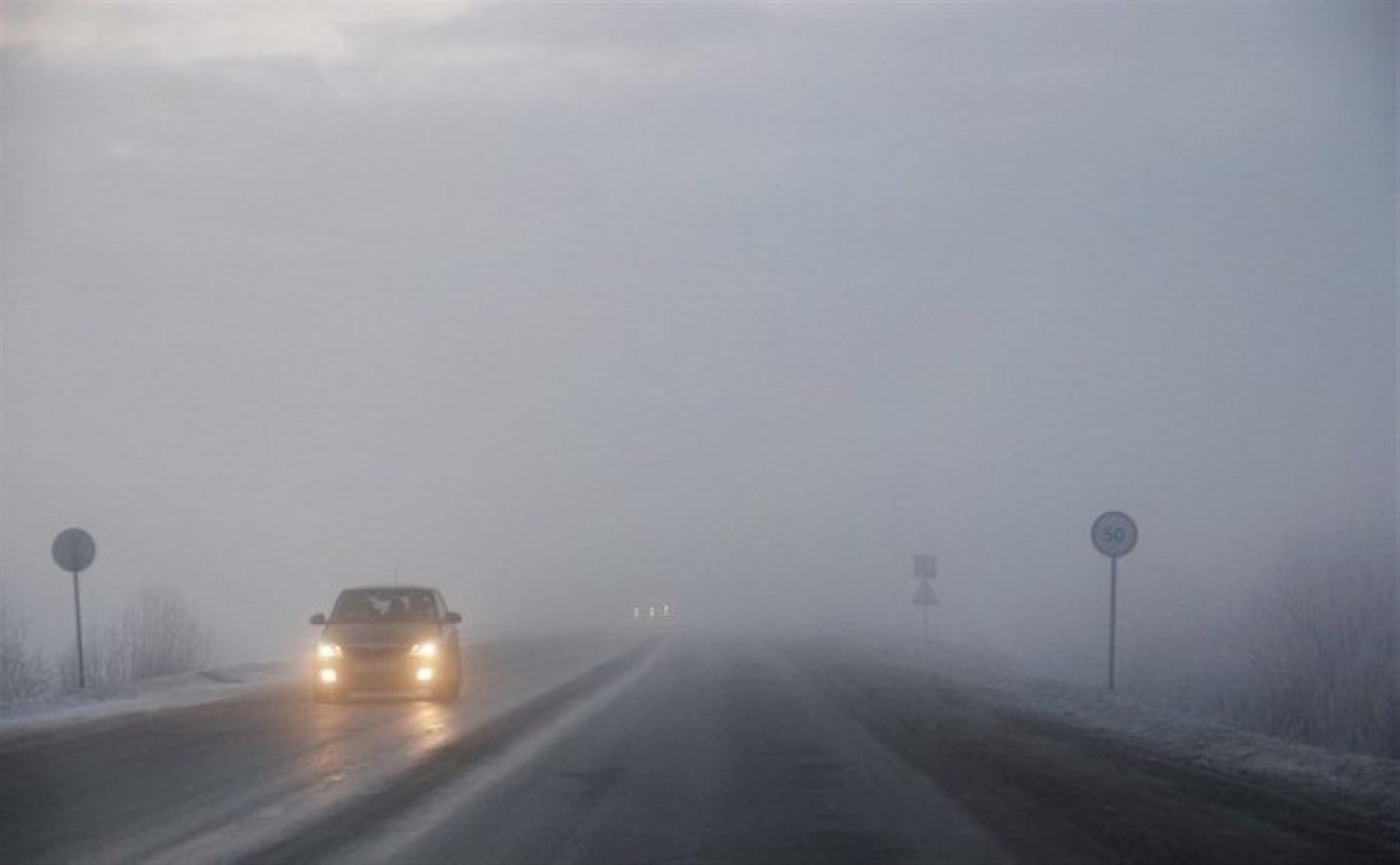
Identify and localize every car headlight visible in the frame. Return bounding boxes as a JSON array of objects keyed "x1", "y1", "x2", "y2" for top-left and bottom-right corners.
[
  {"x1": 317, "y1": 642, "x2": 342, "y2": 659},
  {"x1": 409, "y1": 641, "x2": 438, "y2": 659}
]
